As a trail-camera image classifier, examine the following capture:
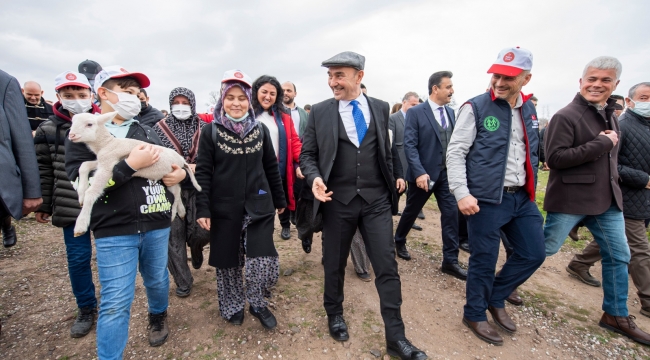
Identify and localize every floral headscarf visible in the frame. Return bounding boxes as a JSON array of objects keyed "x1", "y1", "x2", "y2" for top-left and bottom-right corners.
[{"x1": 213, "y1": 82, "x2": 258, "y2": 139}]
